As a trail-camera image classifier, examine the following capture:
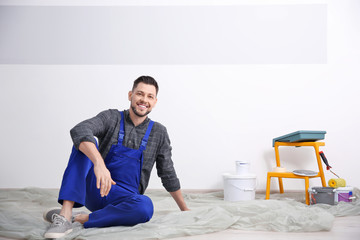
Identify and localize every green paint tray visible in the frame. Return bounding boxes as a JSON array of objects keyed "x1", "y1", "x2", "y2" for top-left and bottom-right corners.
[{"x1": 272, "y1": 130, "x2": 326, "y2": 147}]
